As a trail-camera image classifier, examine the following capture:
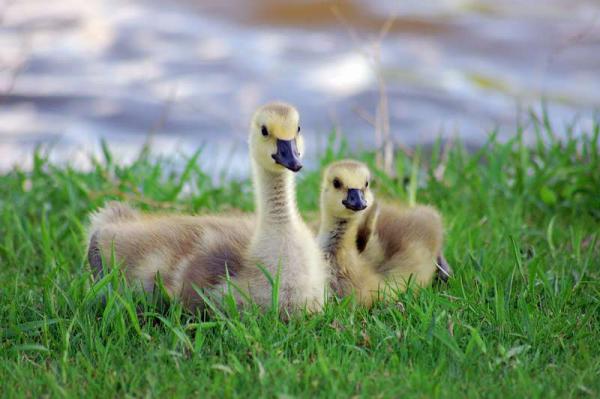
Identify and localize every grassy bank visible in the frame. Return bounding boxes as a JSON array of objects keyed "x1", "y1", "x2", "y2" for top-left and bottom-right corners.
[{"x1": 1, "y1": 118, "x2": 599, "y2": 398}]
